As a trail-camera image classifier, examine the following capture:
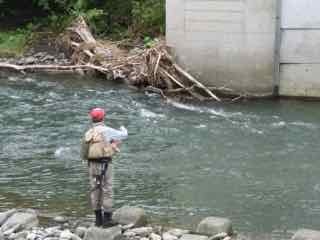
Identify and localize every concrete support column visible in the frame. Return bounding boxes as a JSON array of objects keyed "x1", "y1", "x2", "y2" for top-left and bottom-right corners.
[{"x1": 166, "y1": 0, "x2": 278, "y2": 94}]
